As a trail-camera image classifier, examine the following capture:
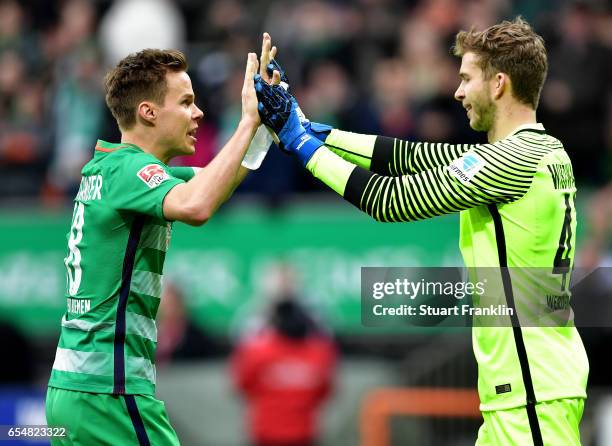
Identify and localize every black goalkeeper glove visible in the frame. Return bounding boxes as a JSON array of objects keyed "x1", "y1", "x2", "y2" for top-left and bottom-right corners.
[
  {"x1": 254, "y1": 74, "x2": 323, "y2": 167},
  {"x1": 265, "y1": 59, "x2": 332, "y2": 143}
]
